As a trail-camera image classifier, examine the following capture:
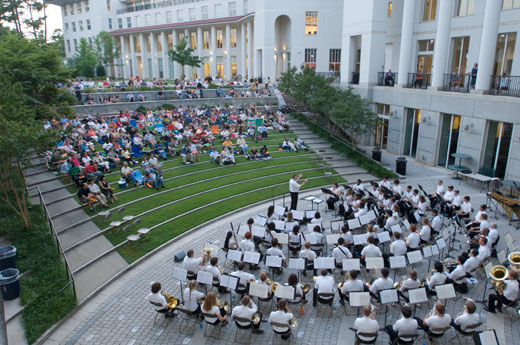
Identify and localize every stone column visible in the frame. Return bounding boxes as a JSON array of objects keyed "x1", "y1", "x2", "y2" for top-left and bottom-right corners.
[
  {"x1": 247, "y1": 20, "x2": 253, "y2": 79},
  {"x1": 397, "y1": 0, "x2": 417, "y2": 86},
  {"x1": 210, "y1": 25, "x2": 217, "y2": 78},
  {"x1": 197, "y1": 27, "x2": 203, "y2": 77},
  {"x1": 184, "y1": 28, "x2": 192, "y2": 78},
  {"x1": 139, "y1": 33, "x2": 147, "y2": 78},
  {"x1": 225, "y1": 24, "x2": 231, "y2": 80},
  {"x1": 240, "y1": 22, "x2": 246, "y2": 79},
  {"x1": 161, "y1": 31, "x2": 169, "y2": 79},
  {"x1": 475, "y1": 0, "x2": 502, "y2": 92},
  {"x1": 129, "y1": 34, "x2": 137, "y2": 78},
  {"x1": 172, "y1": 29, "x2": 179, "y2": 79},
  {"x1": 120, "y1": 35, "x2": 127, "y2": 78},
  {"x1": 149, "y1": 32, "x2": 157, "y2": 78},
  {"x1": 431, "y1": 0, "x2": 452, "y2": 88}
]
